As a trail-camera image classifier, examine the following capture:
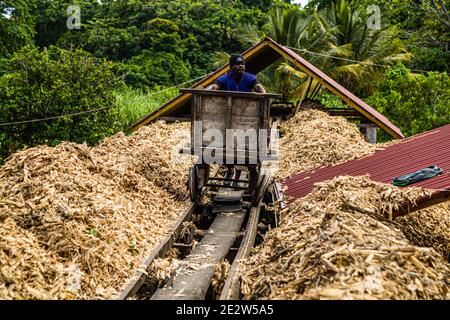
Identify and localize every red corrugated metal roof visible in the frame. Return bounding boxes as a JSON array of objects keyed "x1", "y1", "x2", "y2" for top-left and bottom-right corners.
[{"x1": 283, "y1": 124, "x2": 450, "y2": 207}]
